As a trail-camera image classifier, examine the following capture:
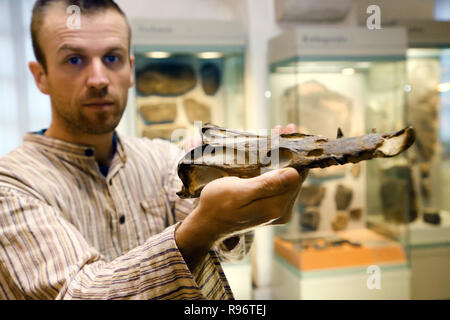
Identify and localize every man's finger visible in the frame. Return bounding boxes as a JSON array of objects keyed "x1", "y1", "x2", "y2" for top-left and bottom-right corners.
[
  {"x1": 285, "y1": 123, "x2": 298, "y2": 134},
  {"x1": 239, "y1": 168, "x2": 300, "y2": 202},
  {"x1": 273, "y1": 125, "x2": 283, "y2": 135},
  {"x1": 271, "y1": 169, "x2": 305, "y2": 224}
]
